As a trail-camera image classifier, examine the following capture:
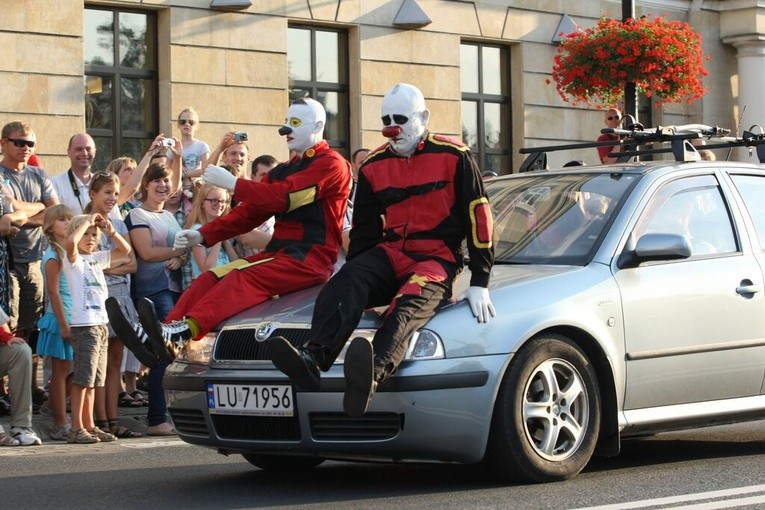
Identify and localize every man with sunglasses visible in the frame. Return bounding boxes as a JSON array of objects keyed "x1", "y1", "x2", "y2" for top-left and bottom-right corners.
[
  {"x1": 267, "y1": 83, "x2": 495, "y2": 417},
  {"x1": 0, "y1": 121, "x2": 59, "y2": 409},
  {"x1": 597, "y1": 108, "x2": 624, "y2": 164}
]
